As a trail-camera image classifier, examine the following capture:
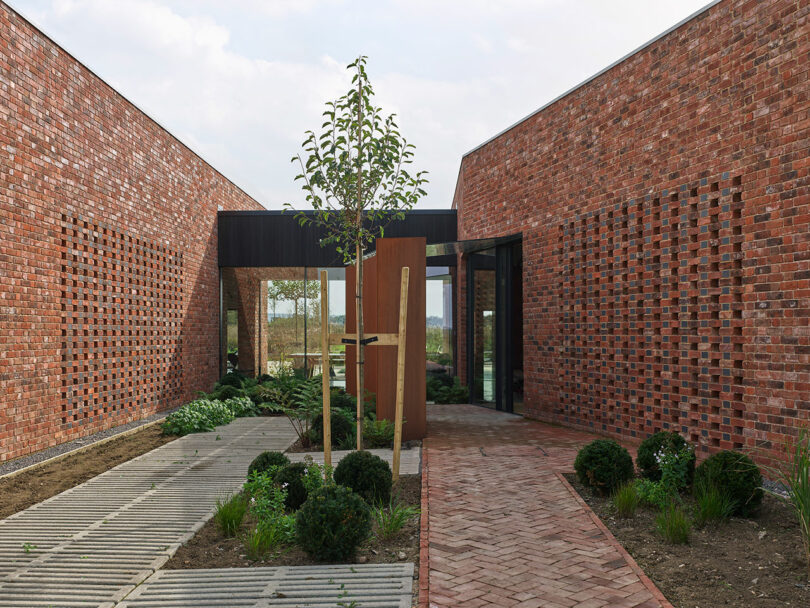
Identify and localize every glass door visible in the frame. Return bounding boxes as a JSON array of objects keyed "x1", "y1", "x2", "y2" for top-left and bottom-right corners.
[
  {"x1": 466, "y1": 240, "x2": 523, "y2": 413},
  {"x1": 468, "y1": 249, "x2": 496, "y2": 407}
]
